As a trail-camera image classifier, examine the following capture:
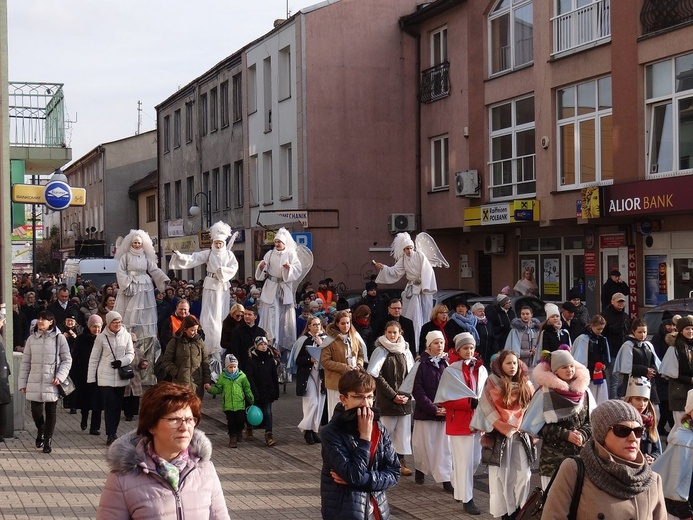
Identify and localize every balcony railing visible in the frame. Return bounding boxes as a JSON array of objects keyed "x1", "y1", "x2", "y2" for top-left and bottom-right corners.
[
  {"x1": 552, "y1": 0, "x2": 610, "y2": 55},
  {"x1": 641, "y1": 0, "x2": 693, "y2": 35},
  {"x1": 419, "y1": 62, "x2": 450, "y2": 104},
  {"x1": 9, "y1": 82, "x2": 67, "y2": 147},
  {"x1": 489, "y1": 154, "x2": 536, "y2": 200}
]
